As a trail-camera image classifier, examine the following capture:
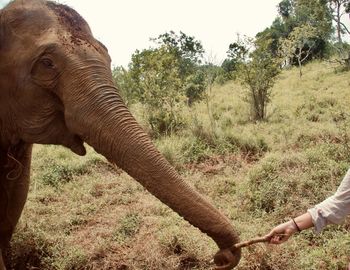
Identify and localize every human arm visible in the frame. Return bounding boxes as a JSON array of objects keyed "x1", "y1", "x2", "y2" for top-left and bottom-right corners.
[
  {"x1": 307, "y1": 168, "x2": 350, "y2": 232},
  {"x1": 265, "y1": 212, "x2": 314, "y2": 244},
  {"x1": 266, "y1": 168, "x2": 350, "y2": 244}
]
